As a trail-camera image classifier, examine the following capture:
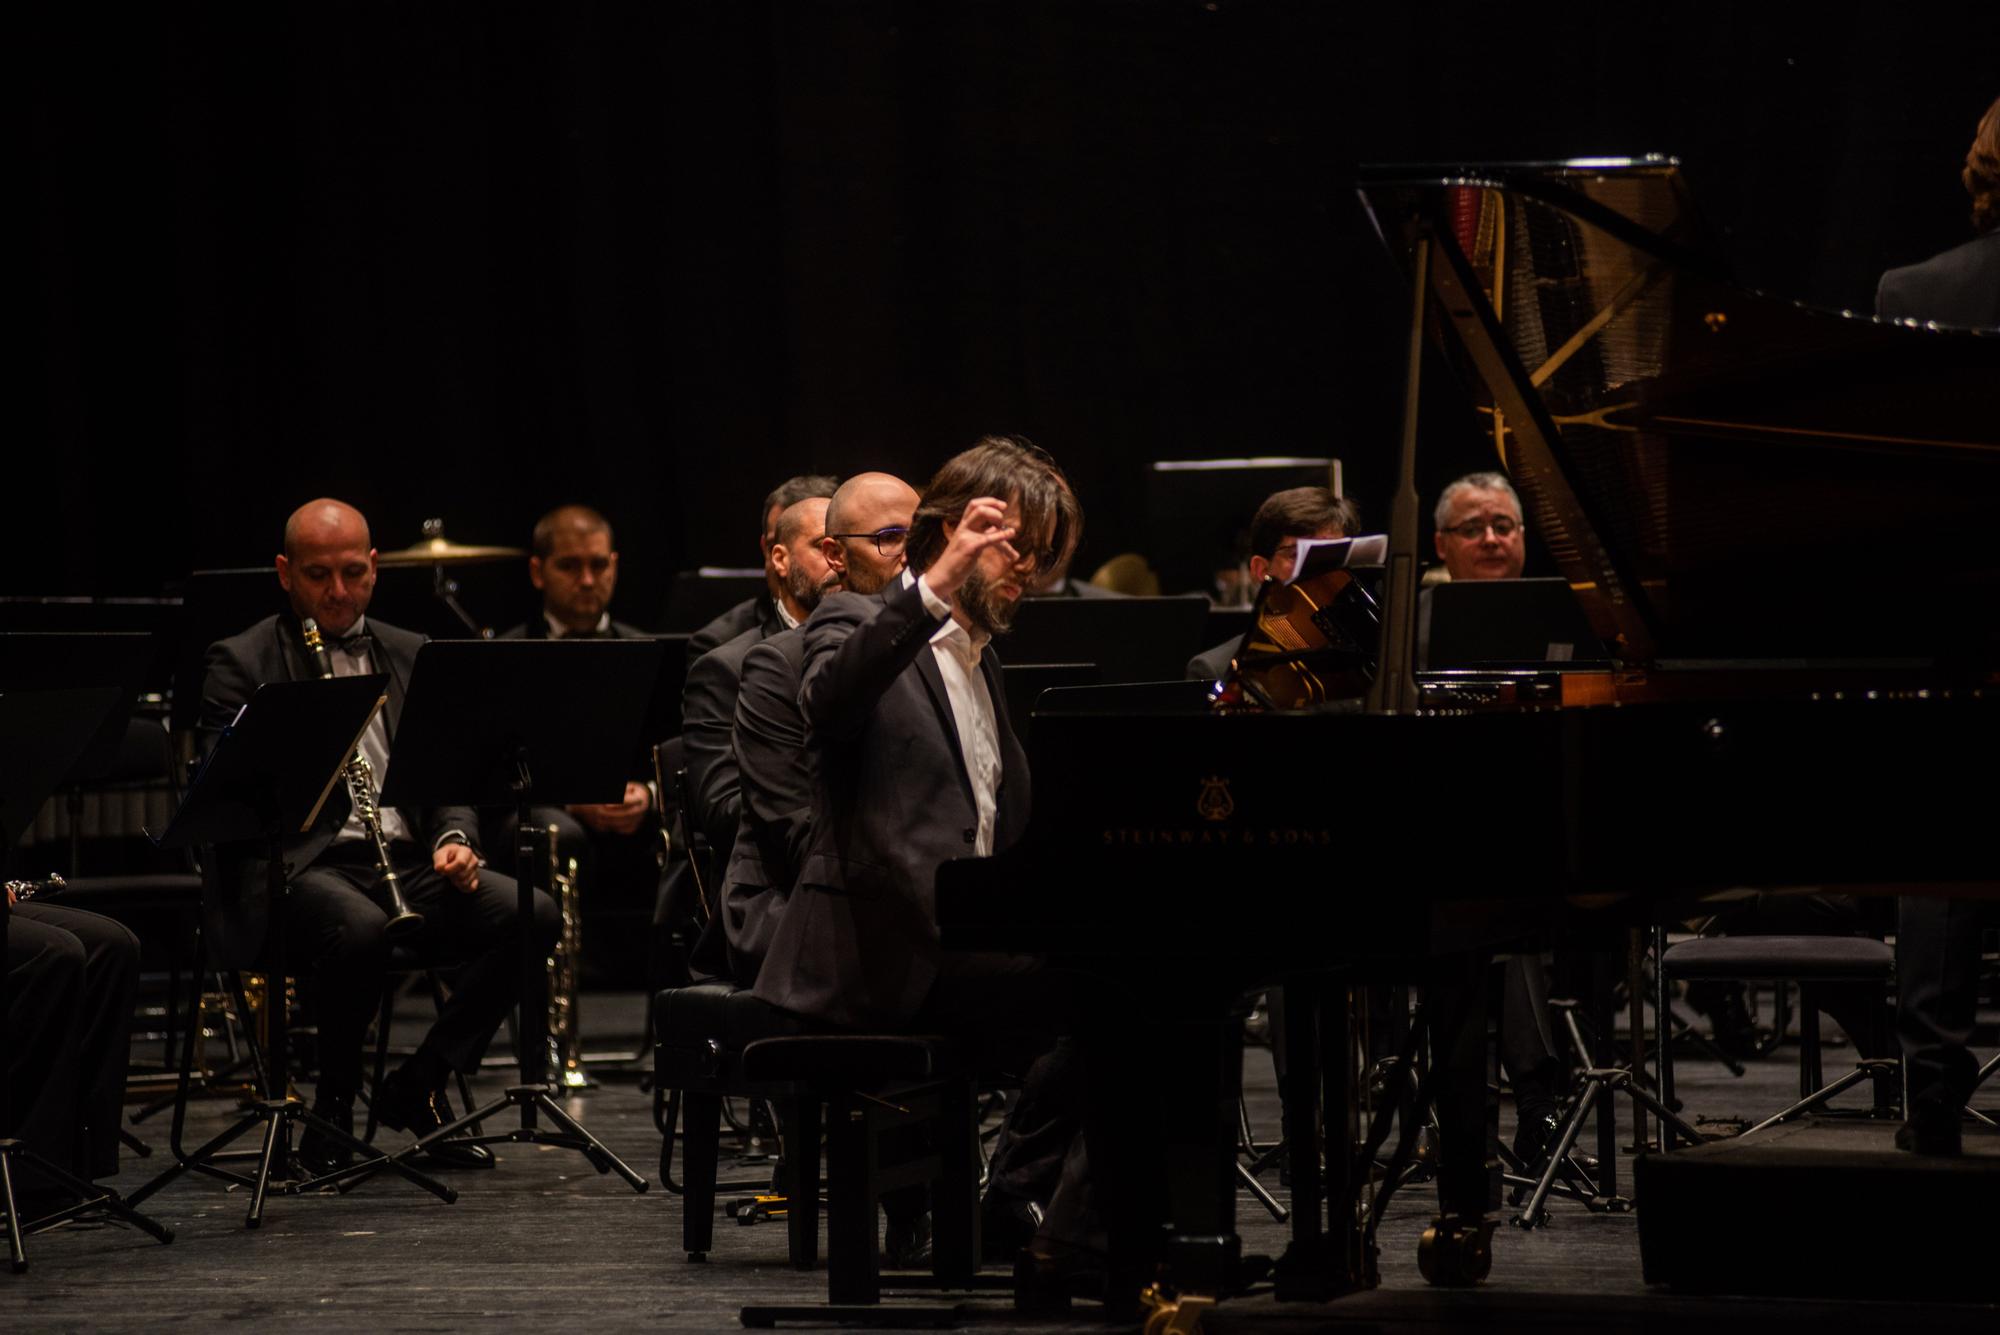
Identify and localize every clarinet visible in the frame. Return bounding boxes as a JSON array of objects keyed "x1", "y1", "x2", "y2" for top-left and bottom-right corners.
[
  {"x1": 300, "y1": 617, "x2": 424, "y2": 940},
  {"x1": 5, "y1": 873, "x2": 66, "y2": 904}
]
